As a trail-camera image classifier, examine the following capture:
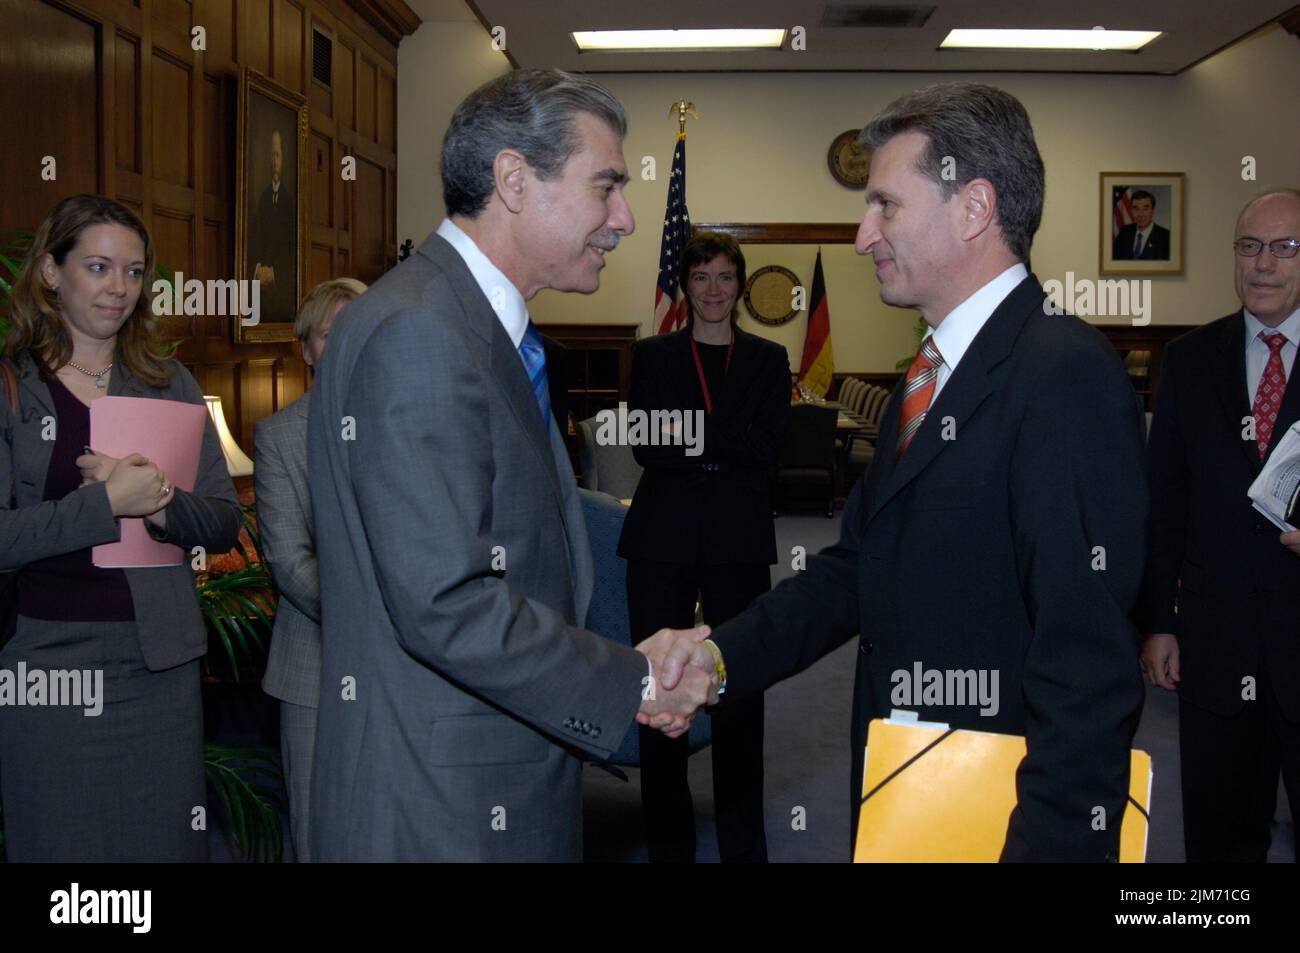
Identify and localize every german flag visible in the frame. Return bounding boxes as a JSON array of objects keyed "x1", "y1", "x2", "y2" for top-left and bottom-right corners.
[{"x1": 798, "y1": 250, "x2": 835, "y2": 397}]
